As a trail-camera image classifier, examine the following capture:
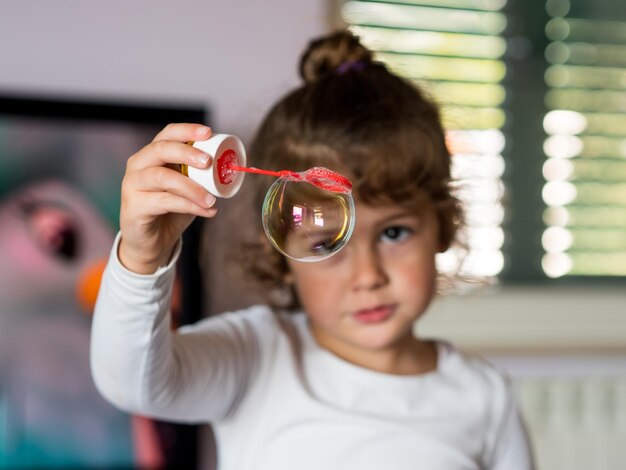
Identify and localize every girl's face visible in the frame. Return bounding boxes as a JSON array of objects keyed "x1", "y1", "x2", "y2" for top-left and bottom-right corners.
[{"x1": 287, "y1": 201, "x2": 441, "y2": 366}]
